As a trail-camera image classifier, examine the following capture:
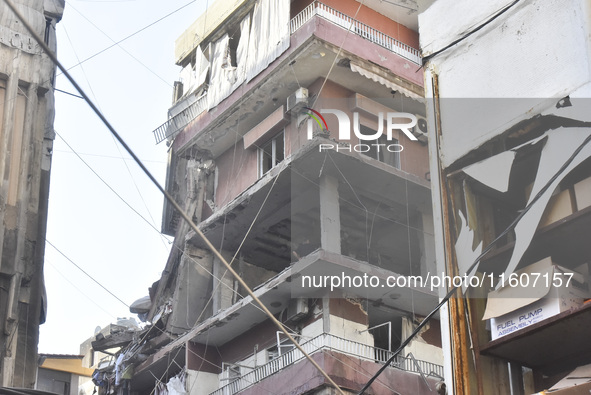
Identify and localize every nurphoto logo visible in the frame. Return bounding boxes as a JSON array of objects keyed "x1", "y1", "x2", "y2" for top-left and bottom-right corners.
[{"x1": 304, "y1": 107, "x2": 418, "y2": 153}]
